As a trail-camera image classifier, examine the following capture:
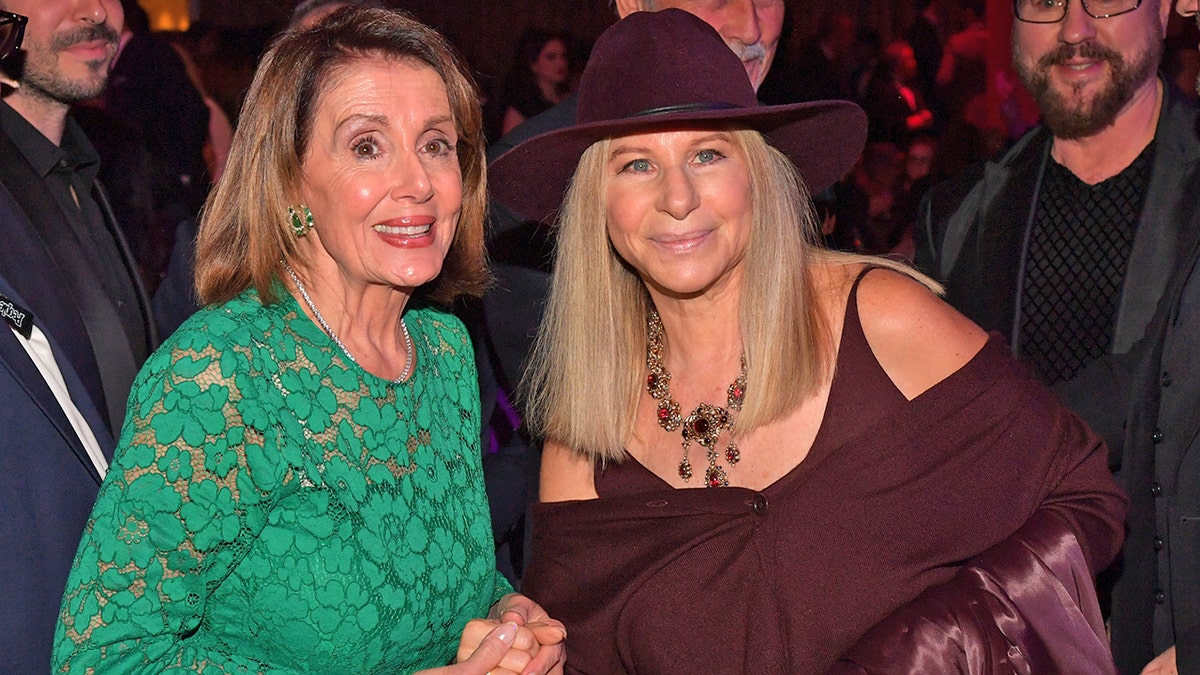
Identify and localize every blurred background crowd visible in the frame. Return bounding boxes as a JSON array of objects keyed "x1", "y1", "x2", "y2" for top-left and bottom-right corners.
[{"x1": 93, "y1": 0, "x2": 1200, "y2": 283}]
